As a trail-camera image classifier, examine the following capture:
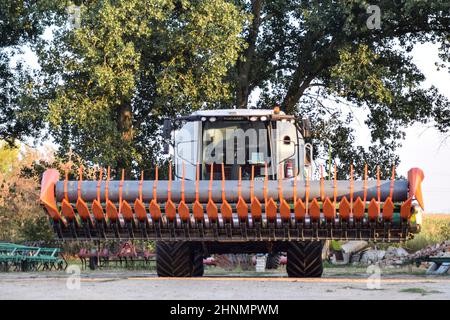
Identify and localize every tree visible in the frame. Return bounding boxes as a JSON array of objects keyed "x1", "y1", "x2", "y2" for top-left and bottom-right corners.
[
  {"x1": 34, "y1": 0, "x2": 247, "y2": 175},
  {"x1": 3, "y1": 1, "x2": 449, "y2": 178},
  {"x1": 0, "y1": 0, "x2": 66, "y2": 145},
  {"x1": 0, "y1": 143, "x2": 53, "y2": 242},
  {"x1": 232, "y1": 0, "x2": 450, "y2": 176}
]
